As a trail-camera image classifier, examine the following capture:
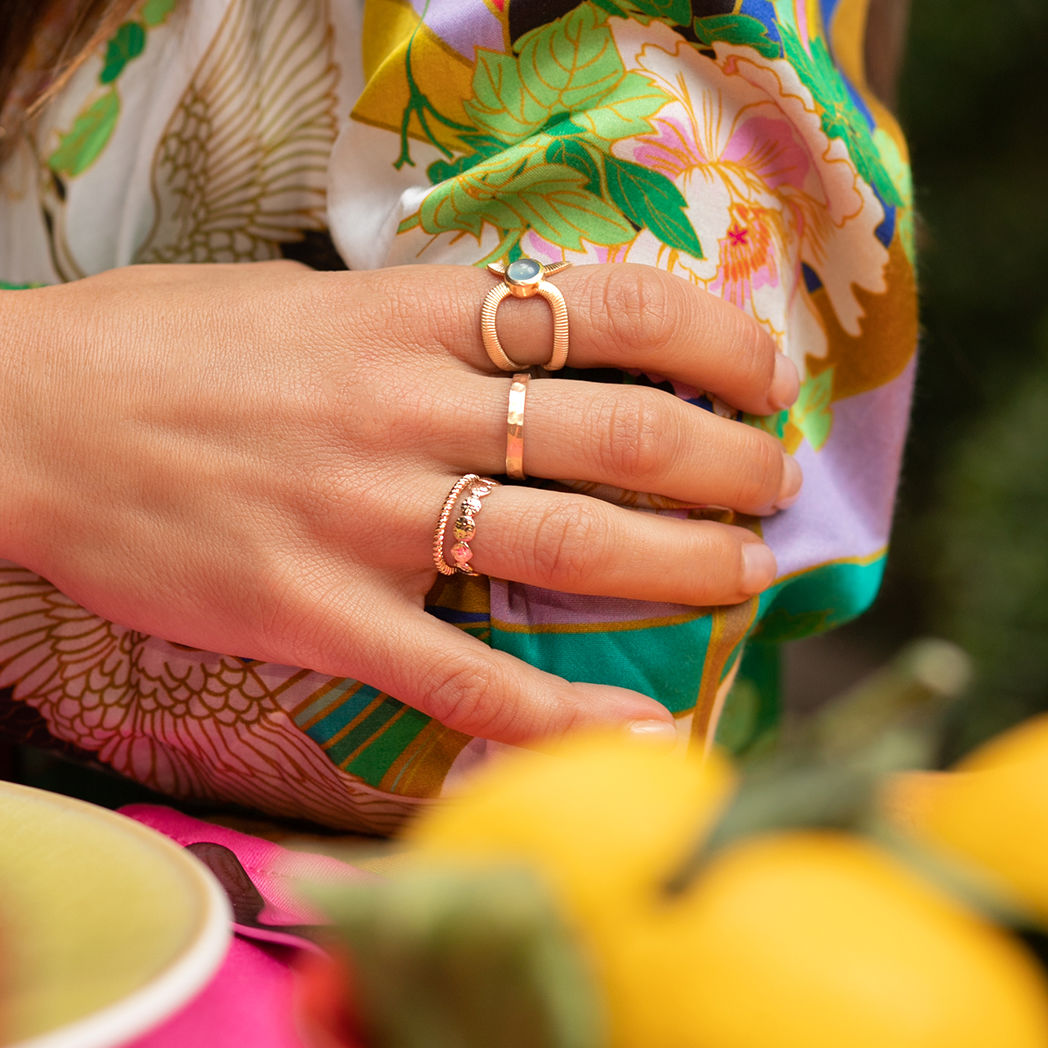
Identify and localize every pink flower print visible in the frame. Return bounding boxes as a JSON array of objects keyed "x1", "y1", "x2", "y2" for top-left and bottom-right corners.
[
  {"x1": 610, "y1": 21, "x2": 888, "y2": 369},
  {"x1": 712, "y1": 202, "x2": 782, "y2": 311}
]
